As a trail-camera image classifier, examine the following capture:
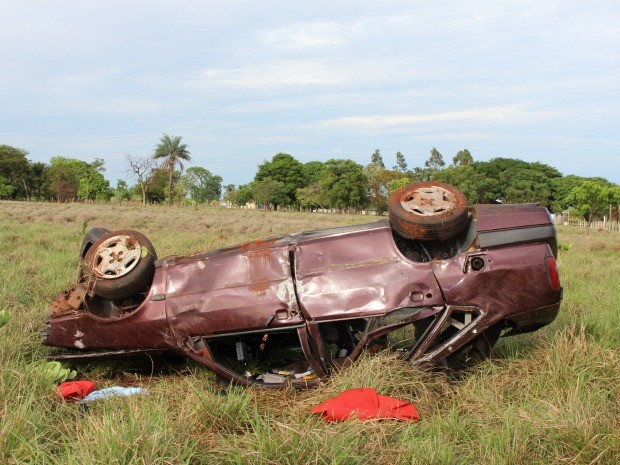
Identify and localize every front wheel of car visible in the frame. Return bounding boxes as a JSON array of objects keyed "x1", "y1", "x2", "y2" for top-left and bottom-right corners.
[
  {"x1": 84, "y1": 230, "x2": 157, "y2": 300},
  {"x1": 388, "y1": 181, "x2": 469, "y2": 242}
]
